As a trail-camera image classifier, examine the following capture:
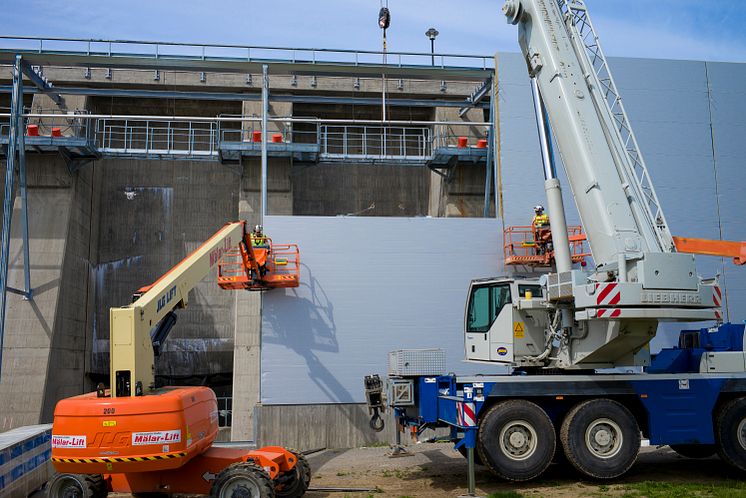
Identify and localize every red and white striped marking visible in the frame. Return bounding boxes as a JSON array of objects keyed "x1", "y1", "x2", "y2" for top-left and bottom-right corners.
[
  {"x1": 596, "y1": 283, "x2": 621, "y2": 306},
  {"x1": 596, "y1": 308, "x2": 622, "y2": 318},
  {"x1": 456, "y1": 402, "x2": 476, "y2": 427},
  {"x1": 713, "y1": 286, "x2": 722, "y2": 321}
]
